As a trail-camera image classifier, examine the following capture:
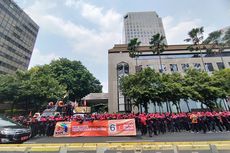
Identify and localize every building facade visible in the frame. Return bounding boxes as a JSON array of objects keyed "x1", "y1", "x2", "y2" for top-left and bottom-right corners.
[
  {"x1": 0, "y1": 0, "x2": 39, "y2": 74},
  {"x1": 123, "y1": 11, "x2": 167, "y2": 45},
  {"x1": 108, "y1": 44, "x2": 230, "y2": 113}
]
